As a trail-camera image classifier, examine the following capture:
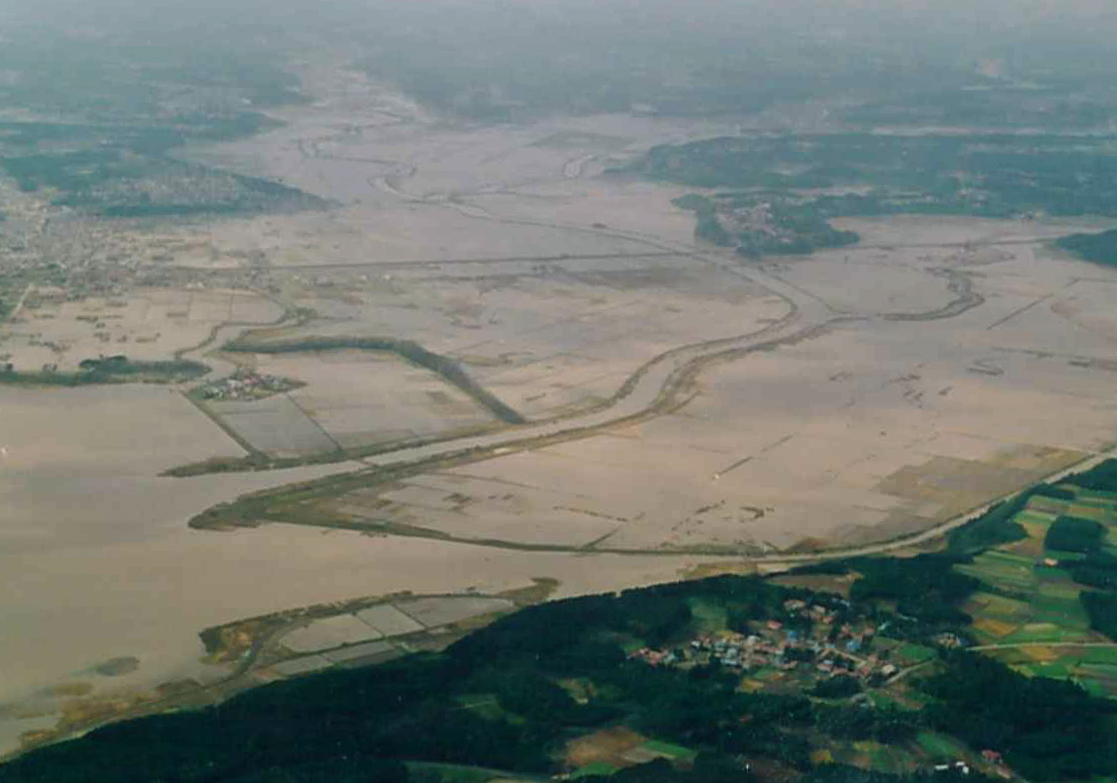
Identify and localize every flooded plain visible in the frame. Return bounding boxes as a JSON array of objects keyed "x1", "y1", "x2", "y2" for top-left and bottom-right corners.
[
  {"x1": 0, "y1": 385, "x2": 731, "y2": 753},
  {"x1": 6, "y1": 61, "x2": 1117, "y2": 757}
]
